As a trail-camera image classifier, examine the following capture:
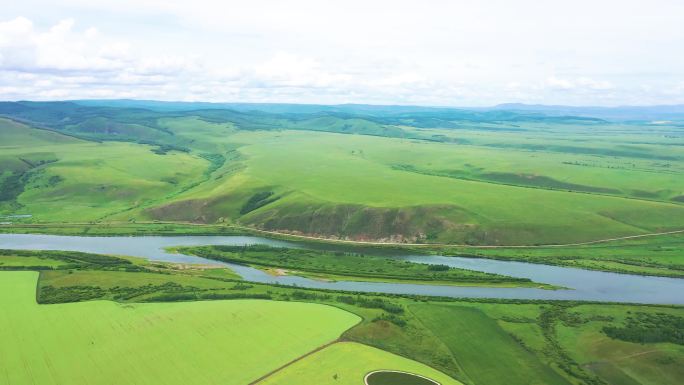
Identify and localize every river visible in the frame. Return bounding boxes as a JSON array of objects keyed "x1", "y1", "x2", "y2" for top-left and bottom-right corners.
[{"x1": 1, "y1": 234, "x2": 682, "y2": 305}]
